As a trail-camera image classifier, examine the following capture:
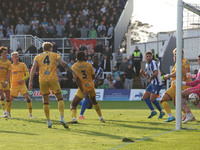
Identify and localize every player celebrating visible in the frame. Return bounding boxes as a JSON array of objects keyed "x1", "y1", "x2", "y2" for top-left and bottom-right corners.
[
  {"x1": 8, "y1": 52, "x2": 33, "y2": 118},
  {"x1": 140, "y1": 51, "x2": 165, "y2": 118},
  {"x1": 0, "y1": 46, "x2": 11, "y2": 117},
  {"x1": 78, "y1": 55, "x2": 104, "y2": 119},
  {"x1": 29, "y1": 42, "x2": 72, "y2": 128},
  {"x1": 161, "y1": 49, "x2": 193, "y2": 122},
  {"x1": 69, "y1": 51, "x2": 105, "y2": 123},
  {"x1": 179, "y1": 54, "x2": 200, "y2": 123}
]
